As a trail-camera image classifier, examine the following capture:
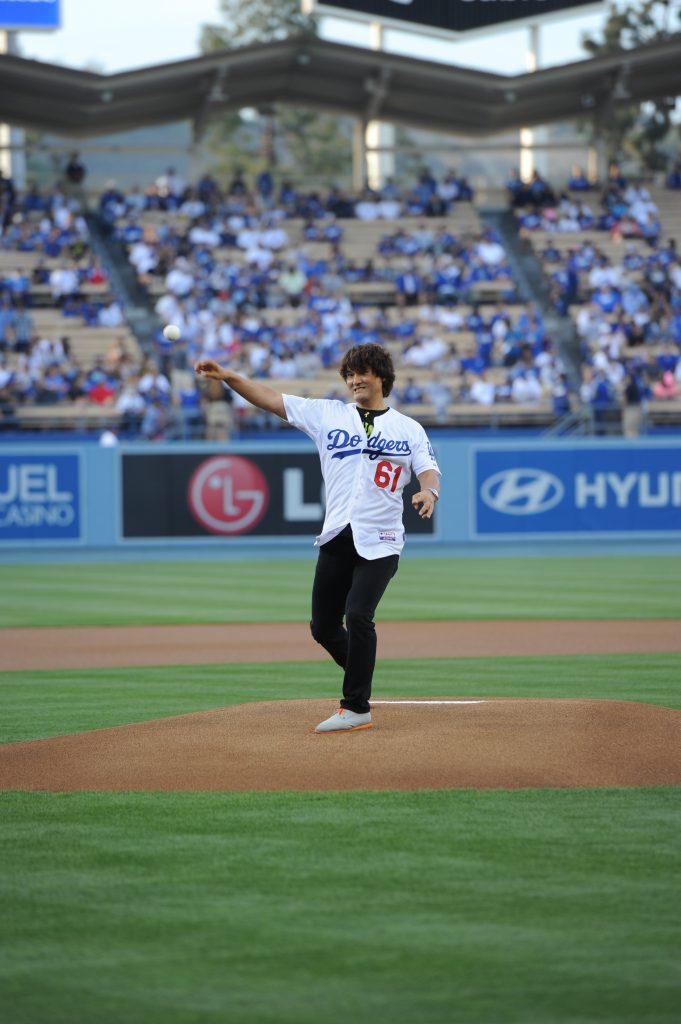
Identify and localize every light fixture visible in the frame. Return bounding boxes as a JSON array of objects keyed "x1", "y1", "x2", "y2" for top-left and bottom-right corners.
[
  {"x1": 612, "y1": 65, "x2": 631, "y2": 101},
  {"x1": 612, "y1": 79, "x2": 631, "y2": 101}
]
